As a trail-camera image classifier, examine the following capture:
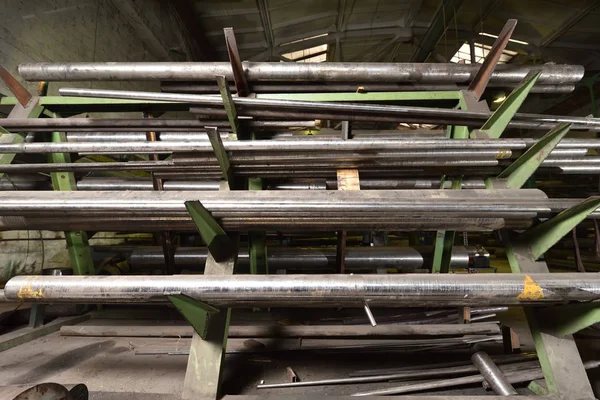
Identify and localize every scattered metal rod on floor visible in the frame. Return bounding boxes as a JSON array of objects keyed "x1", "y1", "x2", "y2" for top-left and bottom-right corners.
[
  {"x1": 19, "y1": 62, "x2": 584, "y2": 85},
  {"x1": 471, "y1": 351, "x2": 518, "y2": 396},
  {"x1": 256, "y1": 359, "x2": 540, "y2": 389},
  {"x1": 5, "y1": 273, "x2": 600, "y2": 307},
  {"x1": 348, "y1": 353, "x2": 533, "y2": 377},
  {"x1": 351, "y1": 360, "x2": 600, "y2": 396}
]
